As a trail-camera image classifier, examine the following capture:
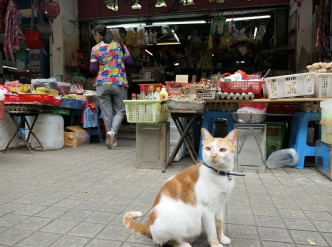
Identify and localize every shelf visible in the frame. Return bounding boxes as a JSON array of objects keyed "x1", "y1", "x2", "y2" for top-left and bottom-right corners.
[
  {"x1": 206, "y1": 98, "x2": 332, "y2": 103},
  {"x1": 132, "y1": 79, "x2": 155, "y2": 83}
]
